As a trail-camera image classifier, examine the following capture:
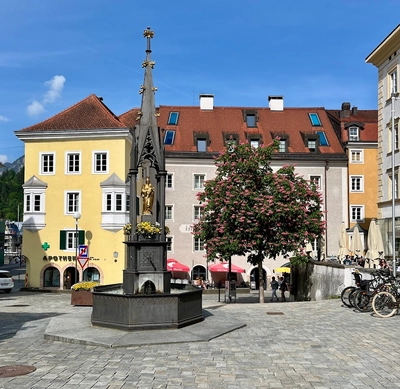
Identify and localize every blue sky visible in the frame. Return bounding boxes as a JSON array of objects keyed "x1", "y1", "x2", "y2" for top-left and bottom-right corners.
[{"x1": 1, "y1": 0, "x2": 399, "y2": 163}]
